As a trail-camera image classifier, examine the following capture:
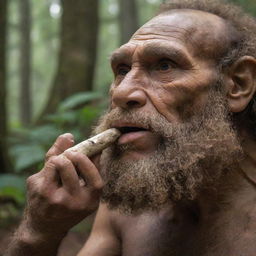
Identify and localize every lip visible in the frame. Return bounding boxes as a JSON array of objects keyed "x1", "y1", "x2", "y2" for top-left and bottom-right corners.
[
  {"x1": 111, "y1": 122, "x2": 148, "y2": 131},
  {"x1": 111, "y1": 122, "x2": 150, "y2": 145},
  {"x1": 118, "y1": 130, "x2": 151, "y2": 145}
]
